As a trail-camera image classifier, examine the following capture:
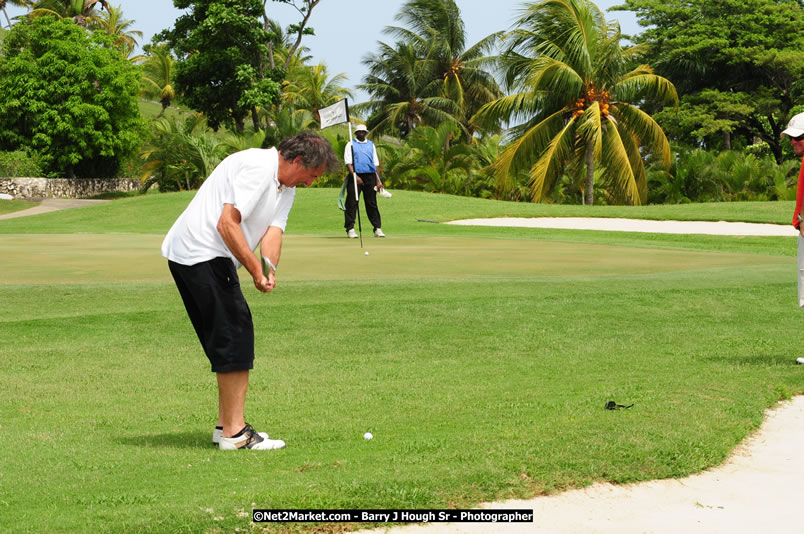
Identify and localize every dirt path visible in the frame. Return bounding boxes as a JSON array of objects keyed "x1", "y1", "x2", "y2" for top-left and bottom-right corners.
[{"x1": 0, "y1": 198, "x2": 110, "y2": 220}]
